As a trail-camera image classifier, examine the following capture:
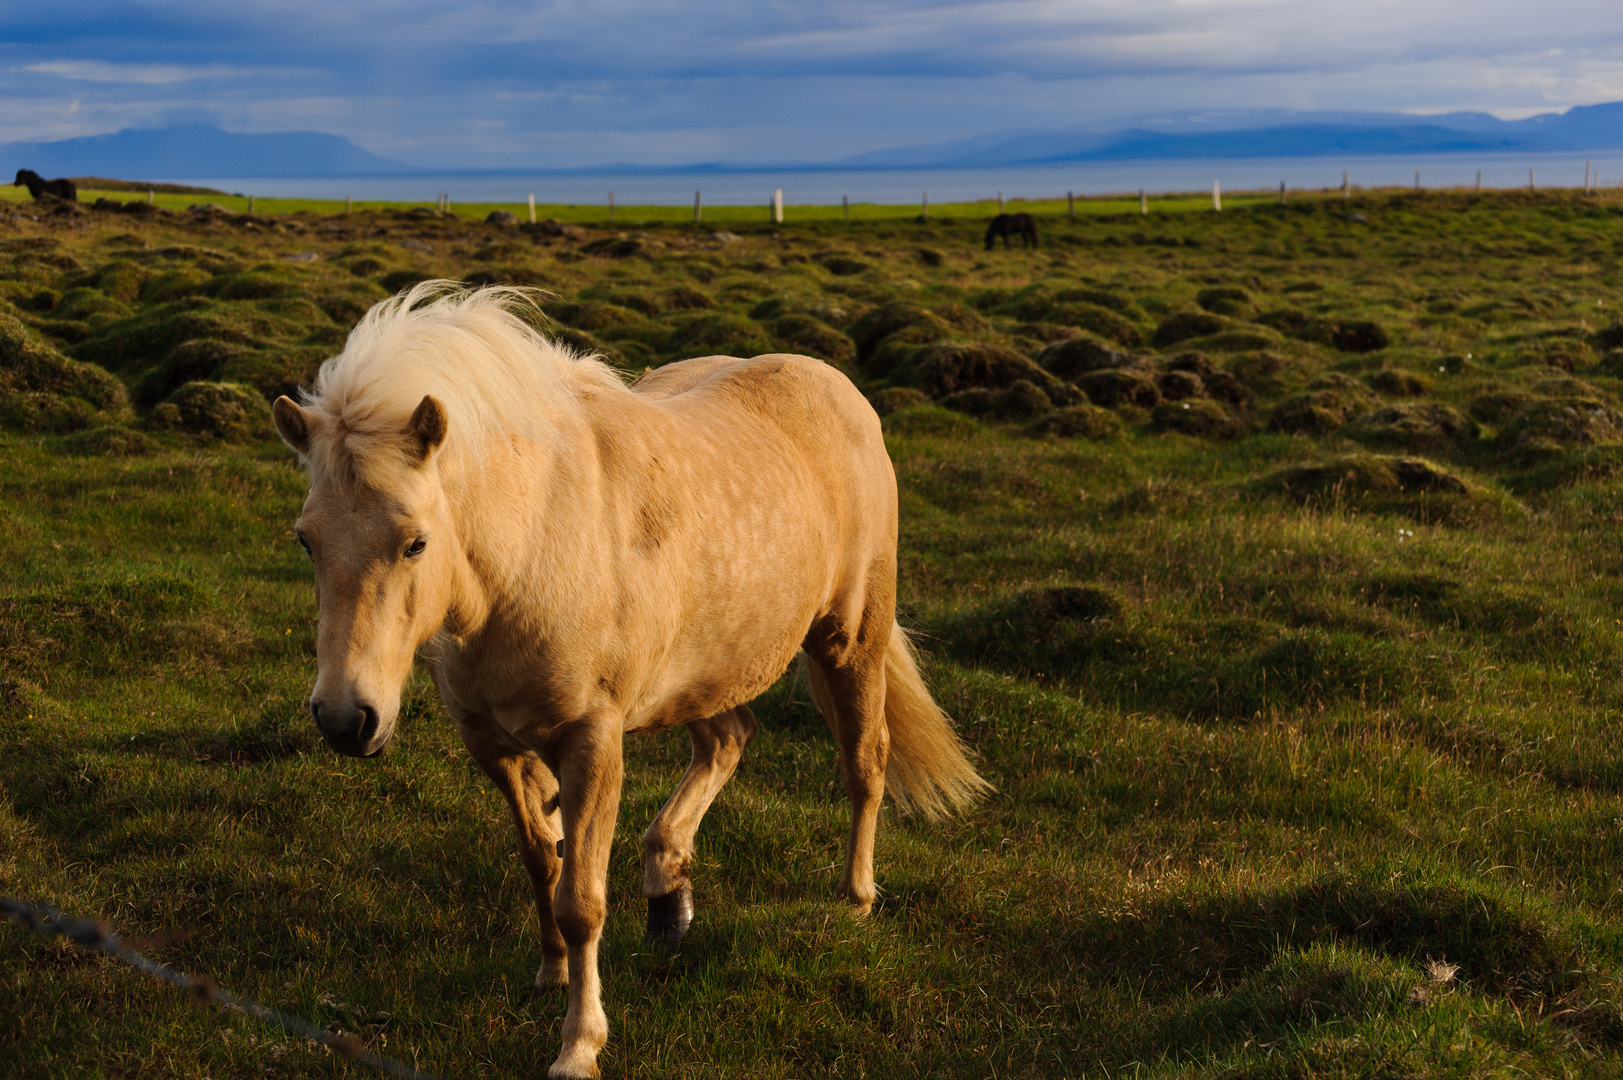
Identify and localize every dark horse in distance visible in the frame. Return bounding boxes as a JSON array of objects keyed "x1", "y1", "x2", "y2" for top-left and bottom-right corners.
[
  {"x1": 13, "y1": 170, "x2": 77, "y2": 202},
  {"x1": 985, "y1": 212, "x2": 1037, "y2": 250}
]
